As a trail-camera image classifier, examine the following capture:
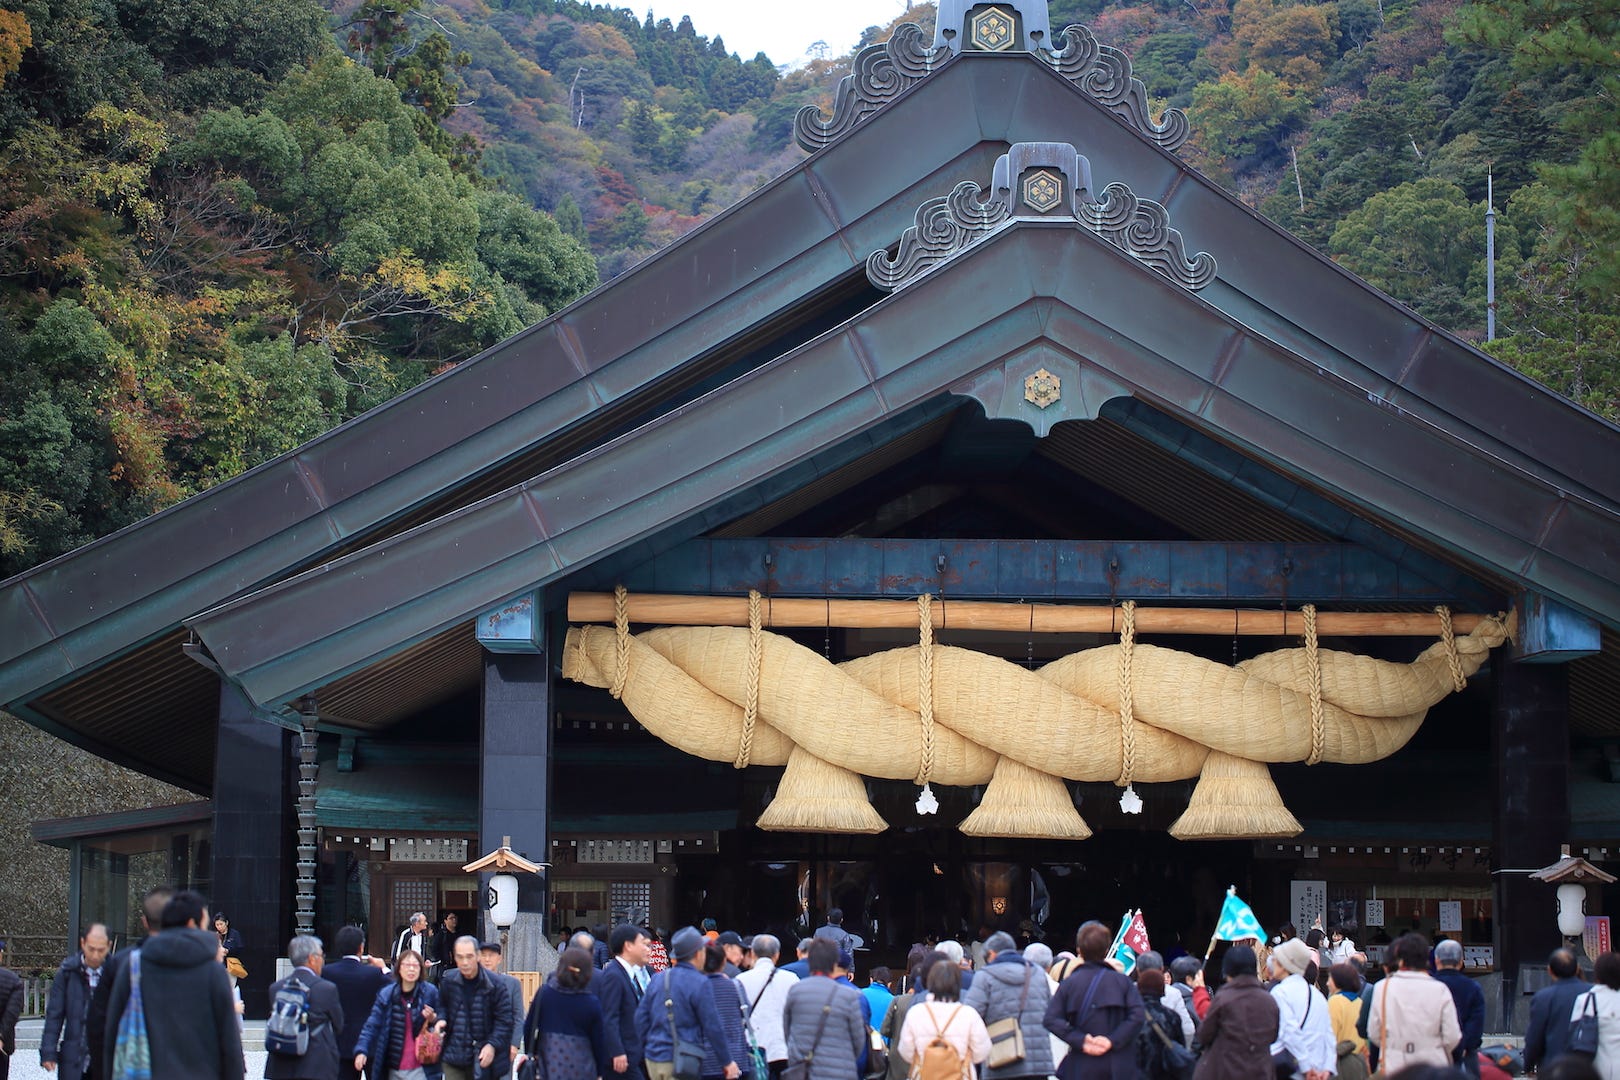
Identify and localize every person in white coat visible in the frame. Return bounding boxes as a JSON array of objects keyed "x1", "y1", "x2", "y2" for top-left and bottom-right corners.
[
  {"x1": 1268, "y1": 939, "x2": 1337, "y2": 1079},
  {"x1": 1571, "y1": 951, "x2": 1620, "y2": 1080}
]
